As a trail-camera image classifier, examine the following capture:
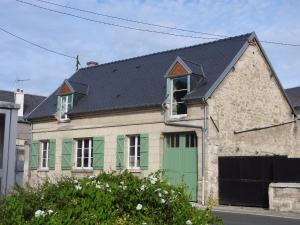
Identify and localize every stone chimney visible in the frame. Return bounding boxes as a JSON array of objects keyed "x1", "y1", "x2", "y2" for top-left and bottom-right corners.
[
  {"x1": 86, "y1": 61, "x2": 99, "y2": 67},
  {"x1": 15, "y1": 89, "x2": 24, "y2": 117}
]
